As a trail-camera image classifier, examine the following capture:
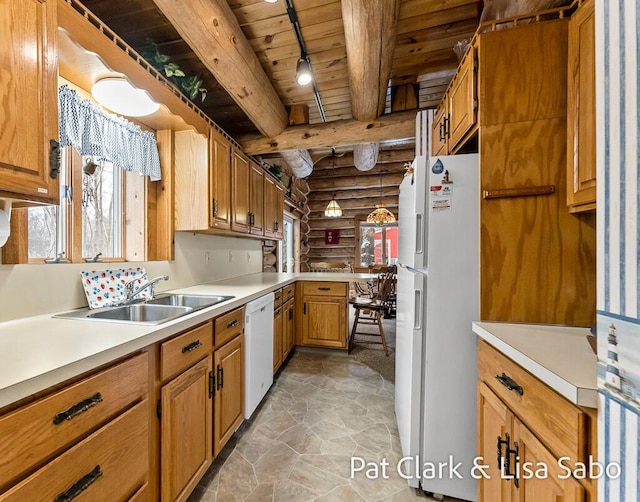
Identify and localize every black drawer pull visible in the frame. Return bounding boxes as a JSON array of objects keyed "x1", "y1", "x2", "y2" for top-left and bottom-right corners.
[
  {"x1": 54, "y1": 465, "x2": 102, "y2": 502},
  {"x1": 226, "y1": 319, "x2": 239, "y2": 328},
  {"x1": 495, "y1": 373, "x2": 524, "y2": 395},
  {"x1": 182, "y1": 340, "x2": 203, "y2": 353},
  {"x1": 318, "y1": 287, "x2": 331, "y2": 291},
  {"x1": 53, "y1": 393, "x2": 103, "y2": 425}
]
